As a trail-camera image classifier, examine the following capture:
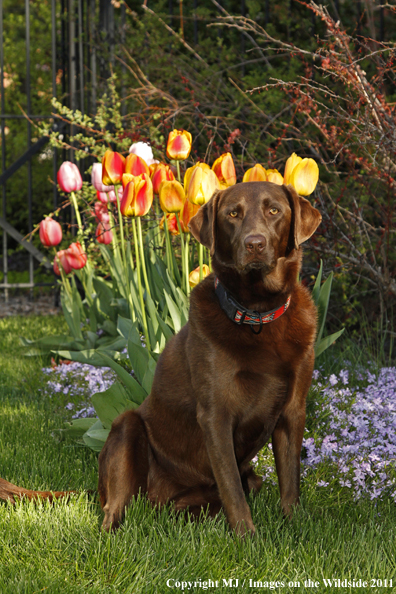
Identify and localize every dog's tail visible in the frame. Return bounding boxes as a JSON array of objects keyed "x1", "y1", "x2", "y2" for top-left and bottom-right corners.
[{"x1": 0, "y1": 477, "x2": 77, "y2": 504}]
